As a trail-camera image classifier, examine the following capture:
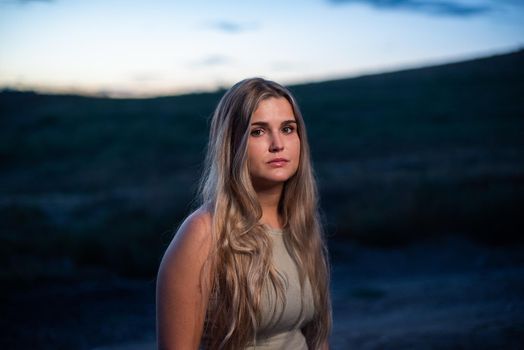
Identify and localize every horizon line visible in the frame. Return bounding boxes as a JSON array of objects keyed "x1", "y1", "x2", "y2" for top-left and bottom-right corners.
[{"x1": 1, "y1": 46, "x2": 521, "y2": 100}]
